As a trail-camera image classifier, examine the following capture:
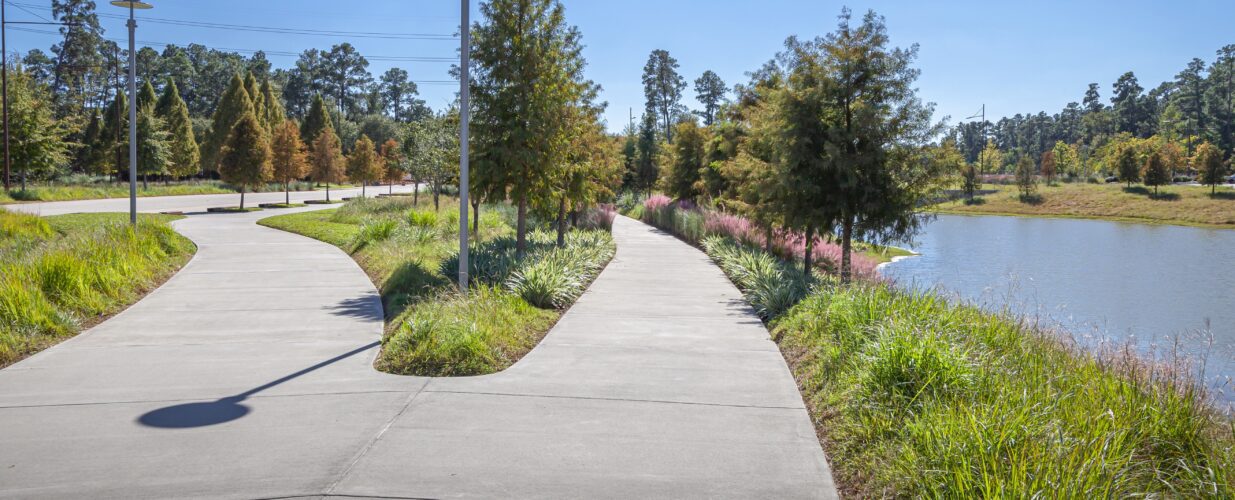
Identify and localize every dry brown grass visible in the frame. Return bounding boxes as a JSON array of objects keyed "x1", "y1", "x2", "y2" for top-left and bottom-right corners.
[{"x1": 937, "y1": 183, "x2": 1235, "y2": 228}]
